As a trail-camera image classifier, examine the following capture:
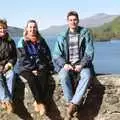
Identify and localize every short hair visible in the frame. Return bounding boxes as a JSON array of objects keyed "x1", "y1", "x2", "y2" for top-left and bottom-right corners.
[
  {"x1": 0, "y1": 18, "x2": 7, "y2": 28},
  {"x1": 67, "y1": 11, "x2": 79, "y2": 20}
]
